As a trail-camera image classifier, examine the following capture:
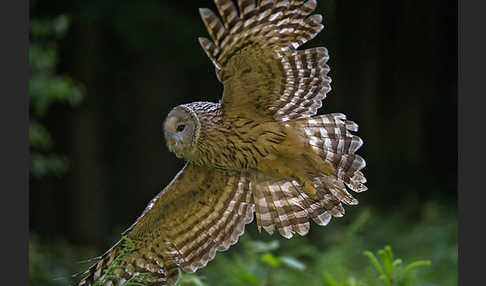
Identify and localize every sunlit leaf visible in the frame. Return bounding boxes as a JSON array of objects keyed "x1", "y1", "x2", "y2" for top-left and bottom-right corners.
[{"x1": 261, "y1": 253, "x2": 281, "y2": 267}]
